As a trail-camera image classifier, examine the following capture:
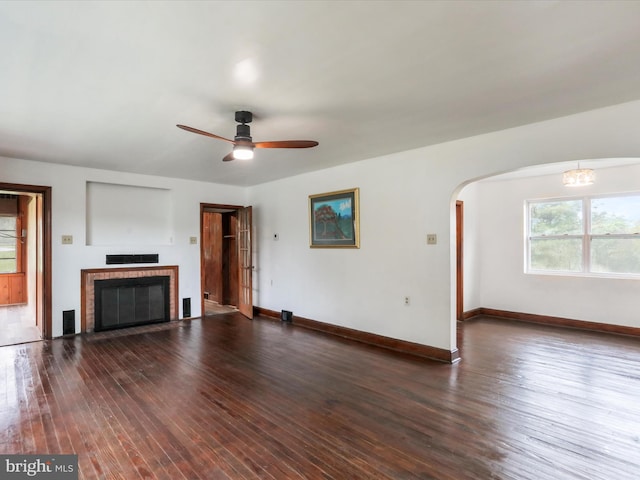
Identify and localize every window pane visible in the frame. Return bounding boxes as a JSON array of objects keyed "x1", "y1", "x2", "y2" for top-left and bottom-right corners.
[
  {"x1": 591, "y1": 195, "x2": 640, "y2": 235},
  {"x1": 0, "y1": 258, "x2": 16, "y2": 273},
  {"x1": 0, "y1": 216, "x2": 15, "y2": 230},
  {"x1": 530, "y1": 200, "x2": 583, "y2": 236},
  {"x1": 530, "y1": 238, "x2": 583, "y2": 271},
  {"x1": 0, "y1": 241, "x2": 16, "y2": 273},
  {"x1": 0, "y1": 216, "x2": 17, "y2": 273},
  {"x1": 591, "y1": 238, "x2": 640, "y2": 274},
  {"x1": 0, "y1": 234, "x2": 15, "y2": 248}
]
